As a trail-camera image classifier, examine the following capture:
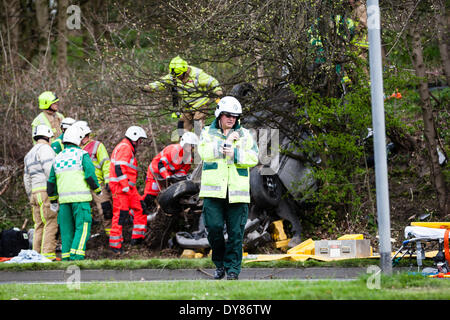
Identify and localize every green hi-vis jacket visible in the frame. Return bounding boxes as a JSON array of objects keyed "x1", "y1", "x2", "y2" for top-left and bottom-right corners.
[
  {"x1": 47, "y1": 145, "x2": 101, "y2": 204},
  {"x1": 198, "y1": 119, "x2": 259, "y2": 203}
]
